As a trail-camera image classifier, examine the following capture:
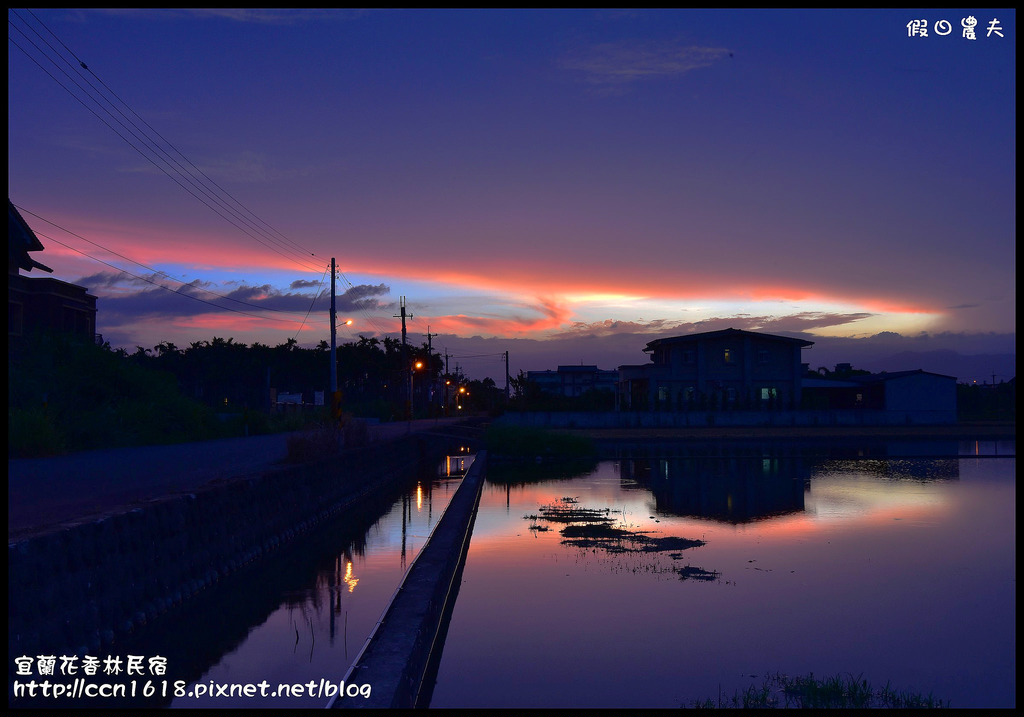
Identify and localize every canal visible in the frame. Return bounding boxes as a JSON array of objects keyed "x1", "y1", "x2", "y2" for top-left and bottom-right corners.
[
  {"x1": 49, "y1": 437, "x2": 1011, "y2": 709},
  {"x1": 101, "y1": 449, "x2": 475, "y2": 709}
]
